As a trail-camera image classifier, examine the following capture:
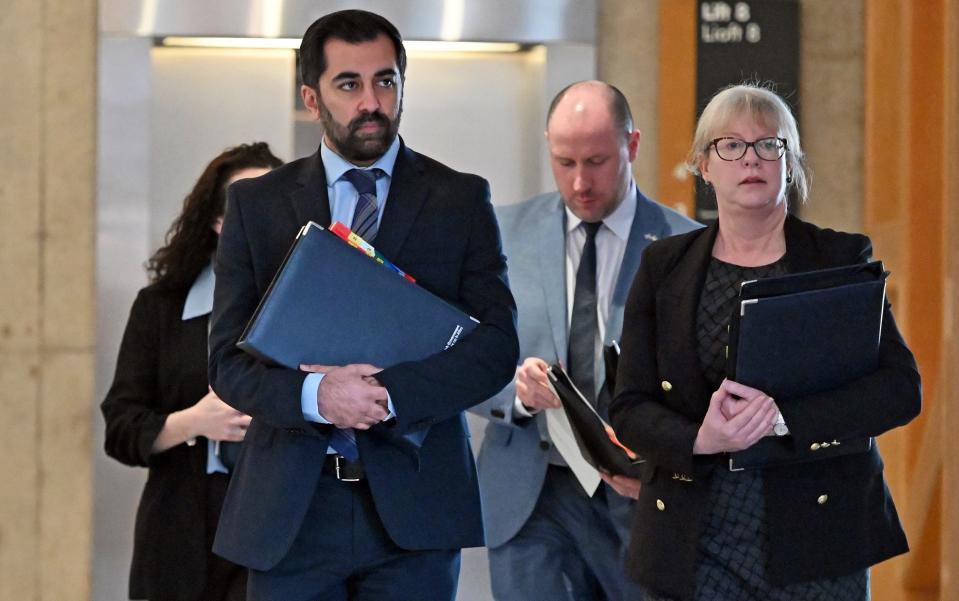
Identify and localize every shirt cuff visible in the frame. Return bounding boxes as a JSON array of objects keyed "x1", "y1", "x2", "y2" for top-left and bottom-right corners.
[
  {"x1": 513, "y1": 395, "x2": 537, "y2": 418},
  {"x1": 301, "y1": 372, "x2": 396, "y2": 423},
  {"x1": 206, "y1": 440, "x2": 229, "y2": 475}
]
